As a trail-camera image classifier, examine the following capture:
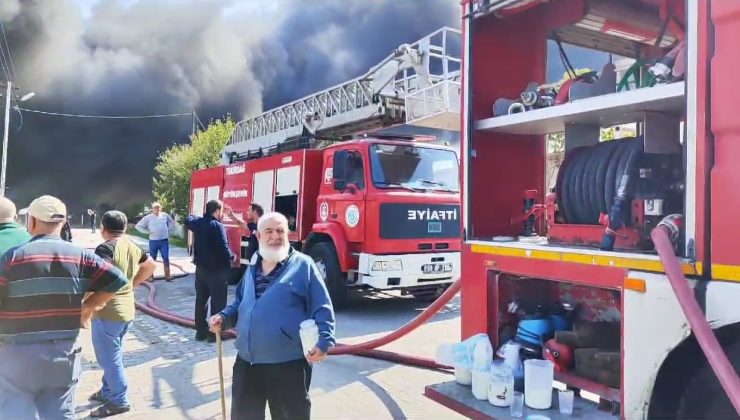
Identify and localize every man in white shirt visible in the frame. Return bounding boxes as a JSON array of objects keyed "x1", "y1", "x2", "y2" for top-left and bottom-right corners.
[{"x1": 135, "y1": 202, "x2": 175, "y2": 281}]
